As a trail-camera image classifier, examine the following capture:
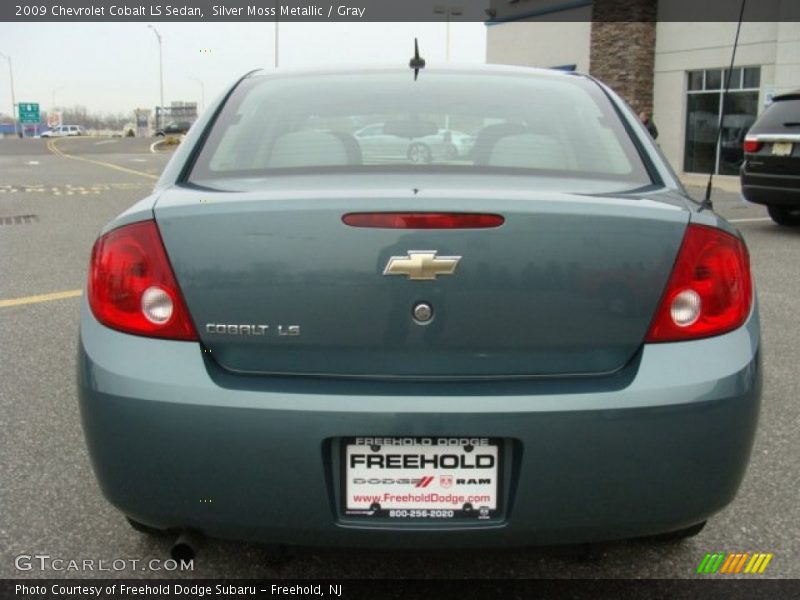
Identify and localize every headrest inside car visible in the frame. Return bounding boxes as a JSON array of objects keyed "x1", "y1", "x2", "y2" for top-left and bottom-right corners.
[
  {"x1": 268, "y1": 130, "x2": 354, "y2": 168},
  {"x1": 487, "y1": 133, "x2": 566, "y2": 170}
]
